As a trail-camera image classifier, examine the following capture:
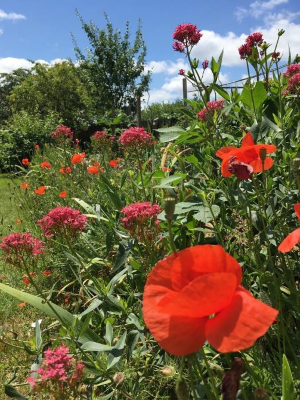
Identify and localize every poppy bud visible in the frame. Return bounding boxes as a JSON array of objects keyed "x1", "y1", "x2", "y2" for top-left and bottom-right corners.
[
  {"x1": 221, "y1": 358, "x2": 244, "y2": 400},
  {"x1": 278, "y1": 29, "x2": 285, "y2": 37},
  {"x1": 161, "y1": 366, "x2": 175, "y2": 377},
  {"x1": 164, "y1": 197, "x2": 176, "y2": 222},
  {"x1": 175, "y1": 378, "x2": 189, "y2": 400},
  {"x1": 113, "y1": 372, "x2": 125, "y2": 386},
  {"x1": 259, "y1": 148, "x2": 267, "y2": 163},
  {"x1": 254, "y1": 388, "x2": 269, "y2": 399},
  {"x1": 293, "y1": 158, "x2": 300, "y2": 173}
]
